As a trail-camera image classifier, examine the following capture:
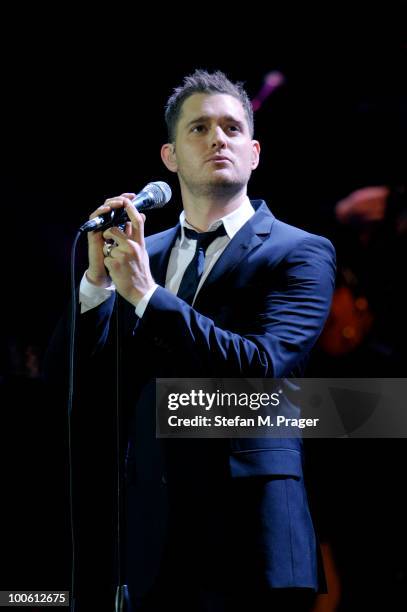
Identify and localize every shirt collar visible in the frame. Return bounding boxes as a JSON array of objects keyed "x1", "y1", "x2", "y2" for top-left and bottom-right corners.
[{"x1": 178, "y1": 197, "x2": 255, "y2": 244}]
